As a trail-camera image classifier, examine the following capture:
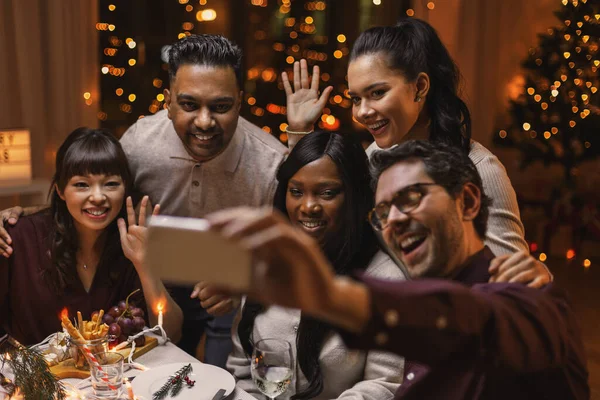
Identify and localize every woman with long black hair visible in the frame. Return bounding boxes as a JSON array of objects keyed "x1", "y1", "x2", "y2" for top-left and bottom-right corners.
[{"x1": 226, "y1": 131, "x2": 404, "y2": 399}]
